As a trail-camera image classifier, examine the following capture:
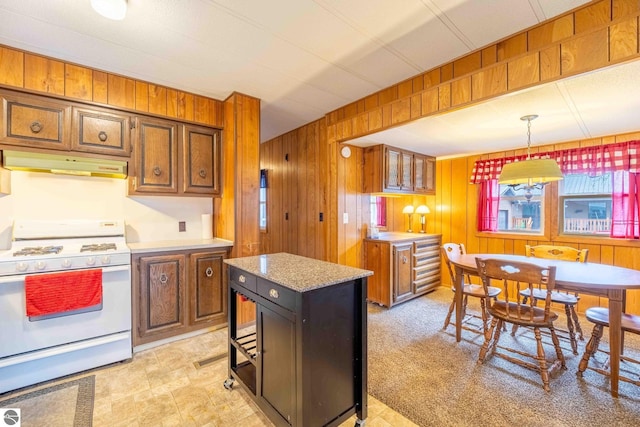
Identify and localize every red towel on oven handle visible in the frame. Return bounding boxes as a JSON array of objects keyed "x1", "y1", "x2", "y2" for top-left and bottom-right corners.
[{"x1": 25, "y1": 269, "x2": 103, "y2": 317}]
